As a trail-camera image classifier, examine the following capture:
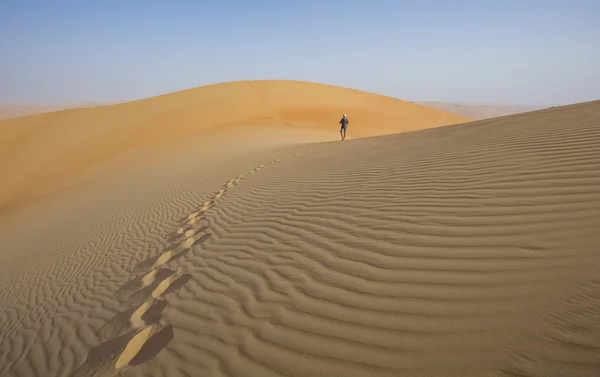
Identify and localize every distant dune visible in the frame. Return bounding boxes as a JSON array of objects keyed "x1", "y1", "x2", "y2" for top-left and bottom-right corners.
[
  {"x1": 0, "y1": 105, "x2": 71, "y2": 120},
  {"x1": 0, "y1": 80, "x2": 471, "y2": 216},
  {"x1": 0, "y1": 102, "x2": 120, "y2": 120},
  {"x1": 0, "y1": 100, "x2": 545, "y2": 122},
  {"x1": 416, "y1": 101, "x2": 548, "y2": 120},
  {"x1": 1, "y1": 80, "x2": 599, "y2": 377}
]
